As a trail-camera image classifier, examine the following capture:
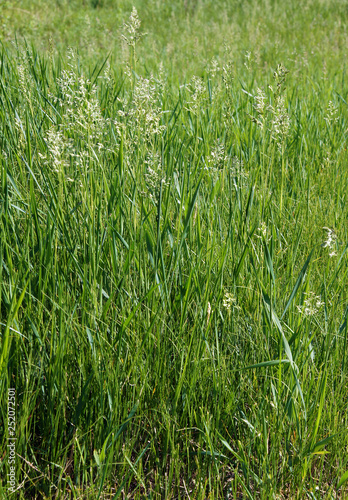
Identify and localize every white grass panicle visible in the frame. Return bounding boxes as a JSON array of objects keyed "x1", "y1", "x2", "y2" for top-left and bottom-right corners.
[
  {"x1": 257, "y1": 221, "x2": 268, "y2": 239},
  {"x1": 205, "y1": 139, "x2": 227, "y2": 178},
  {"x1": 39, "y1": 128, "x2": 72, "y2": 175},
  {"x1": 17, "y1": 63, "x2": 34, "y2": 105},
  {"x1": 144, "y1": 152, "x2": 169, "y2": 203},
  {"x1": 57, "y1": 70, "x2": 108, "y2": 144},
  {"x1": 297, "y1": 292, "x2": 324, "y2": 317},
  {"x1": 324, "y1": 100, "x2": 339, "y2": 125},
  {"x1": 14, "y1": 116, "x2": 26, "y2": 155},
  {"x1": 186, "y1": 75, "x2": 208, "y2": 115},
  {"x1": 269, "y1": 64, "x2": 290, "y2": 146},
  {"x1": 244, "y1": 51, "x2": 252, "y2": 71},
  {"x1": 249, "y1": 64, "x2": 290, "y2": 149},
  {"x1": 117, "y1": 75, "x2": 166, "y2": 147},
  {"x1": 230, "y1": 156, "x2": 248, "y2": 186},
  {"x1": 322, "y1": 227, "x2": 337, "y2": 257},
  {"x1": 121, "y1": 7, "x2": 142, "y2": 49},
  {"x1": 121, "y1": 7, "x2": 145, "y2": 78},
  {"x1": 223, "y1": 291, "x2": 238, "y2": 314},
  {"x1": 253, "y1": 87, "x2": 267, "y2": 130},
  {"x1": 207, "y1": 57, "x2": 220, "y2": 78}
]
